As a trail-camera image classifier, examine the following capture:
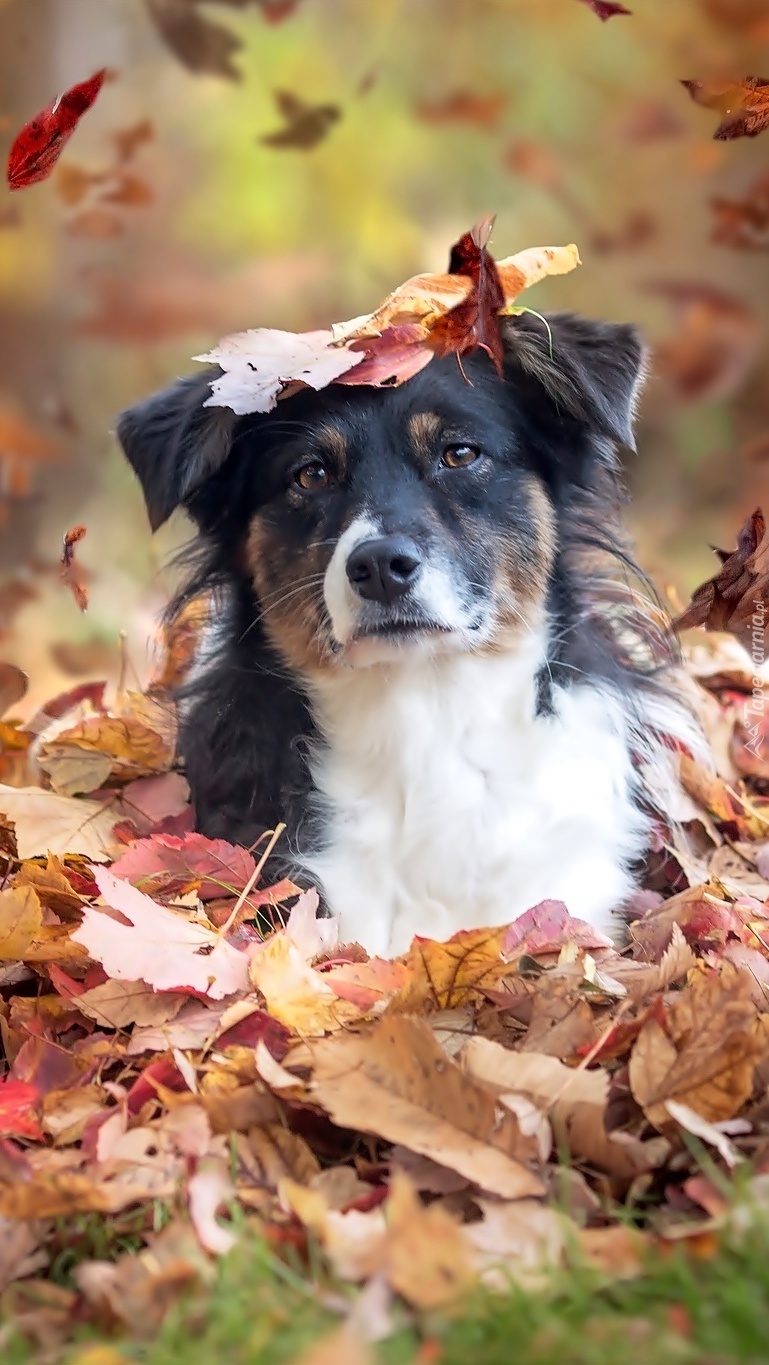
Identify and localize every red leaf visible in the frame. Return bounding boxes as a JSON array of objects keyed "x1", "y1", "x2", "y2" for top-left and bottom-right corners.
[
  {"x1": 60, "y1": 524, "x2": 89, "y2": 613},
  {"x1": 502, "y1": 899, "x2": 615, "y2": 958},
  {"x1": 0, "y1": 1078, "x2": 43, "y2": 1140},
  {"x1": 576, "y1": 0, "x2": 632, "y2": 17},
  {"x1": 7, "y1": 70, "x2": 108, "y2": 191},
  {"x1": 428, "y1": 217, "x2": 506, "y2": 375},
  {"x1": 126, "y1": 1056, "x2": 191, "y2": 1115},
  {"x1": 109, "y1": 830, "x2": 257, "y2": 900}
]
